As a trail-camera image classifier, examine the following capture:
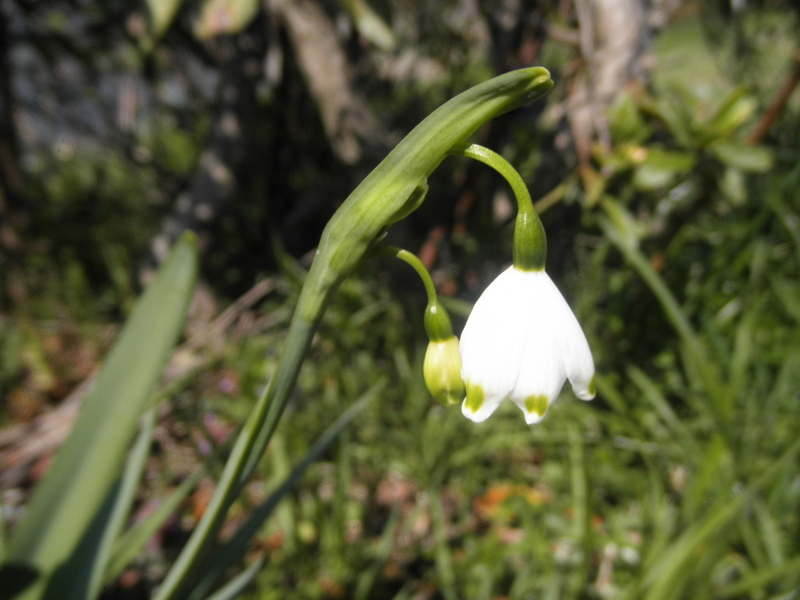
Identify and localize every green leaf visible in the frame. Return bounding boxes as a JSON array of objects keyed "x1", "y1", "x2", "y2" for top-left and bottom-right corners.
[
  {"x1": 104, "y1": 470, "x2": 203, "y2": 585},
  {"x1": 771, "y1": 277, "x2": 800, "y2": 323},
  {"x1": 640, "y1": 439, "x2": 800, "y2": 600},
  {"x1": 353, "y1": 508, "x2": 401, "y2": 600},
  {"x1": 627, "y1": 366, "x2": 701, "y2": 460},
  {"x1": 87, "y1": 409, "x2": 158, "y2": 599},
  {"x1": 202, "y1": 558, "x2": 264, "y2": 600},
  {"x1": 717, "y1": 555, "x2": 800, "y2": 598},
  {"x1": 599, "y1": 203, "x2": 728, "y2": 429},
  {"x1": 339, "y1": 0, "x2": 396, "y2": 51},
  {"x1": 608, "y1": 92, "x2": 652, "y2": 144},
  {"x1": 186, "y1": 379, "x2": 385, "y2": 600},
  {"x1": 633, "y1": 149, "x2": 696, "y2": 191},
  {"x1": 708, "y1": 87, "x2": 757, "y2": 138},
  {"x1": 145, "y1": 0, "x2": 186, "y2": 39},
  {"x1": 709, "y1": 142, "x2": 773, "y2": 173},
  {"x1": 599, "y1": 198, "x2": 645, "y2": 251},
  {"x1": 720, "y1": 167, "x2": 747, "y2": 205},
  {"x1": 4, "y1": 234, "x2": 197, "y2": 600}
]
